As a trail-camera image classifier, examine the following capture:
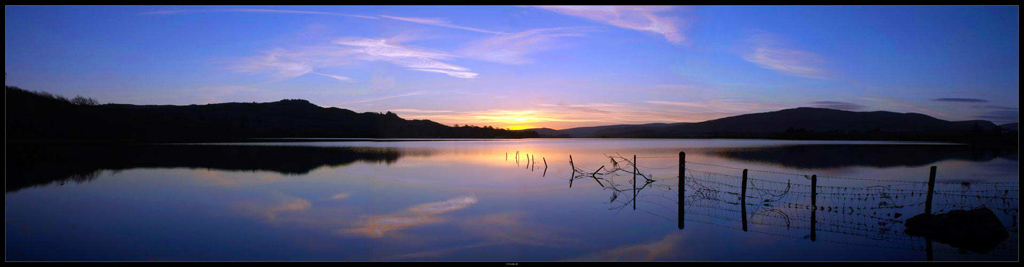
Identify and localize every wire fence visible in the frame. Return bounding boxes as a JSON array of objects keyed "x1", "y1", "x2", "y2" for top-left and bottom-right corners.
[{"x1": 504, "y1": 150, "x2": 1020, "y2": 258}]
